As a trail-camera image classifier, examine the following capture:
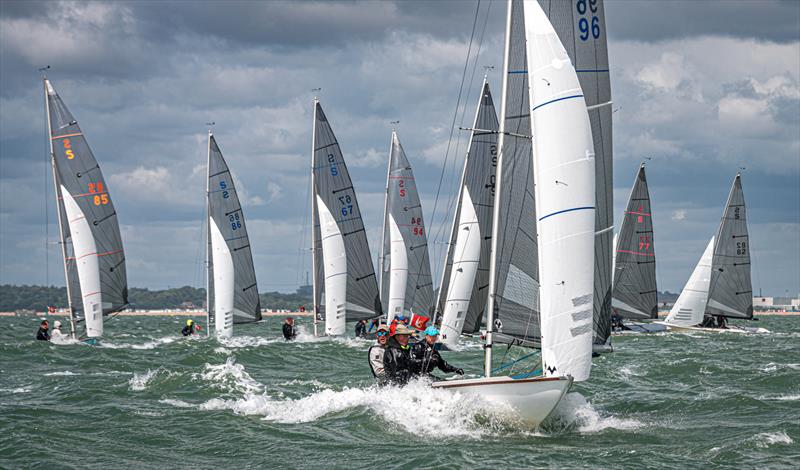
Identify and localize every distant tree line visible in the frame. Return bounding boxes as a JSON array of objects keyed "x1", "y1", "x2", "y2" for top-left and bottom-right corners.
[{"x1": 0, "y1": 285, "x2": 312, "y2": 312}]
